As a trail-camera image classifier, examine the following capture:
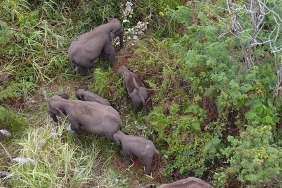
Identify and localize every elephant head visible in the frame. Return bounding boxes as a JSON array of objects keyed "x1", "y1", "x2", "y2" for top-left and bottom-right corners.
[
  {"x1": 76, "y1": 86, "x2": 111, "y2": 106},
  {"x1": 142, "y1": 177, "x2": 212, "y2": 188},
  {"x1": 113, "y1": 130, "x2": 160, "y2": 175},
  {"x1": 118, "y1": 66, "x2": 148, "y2": 112},
  {"x1": 106, "y1": 18, "x2": 124, "y2": 49},
  {"x1": 48, "y1": 94, "x2": 122, "y2": 139},
  {"x1": 48, "y1": 93, "x2": 70, "y2": 122},
  {"x1": 68, "y1": 18, "x2": 124, "y2": 76}
]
